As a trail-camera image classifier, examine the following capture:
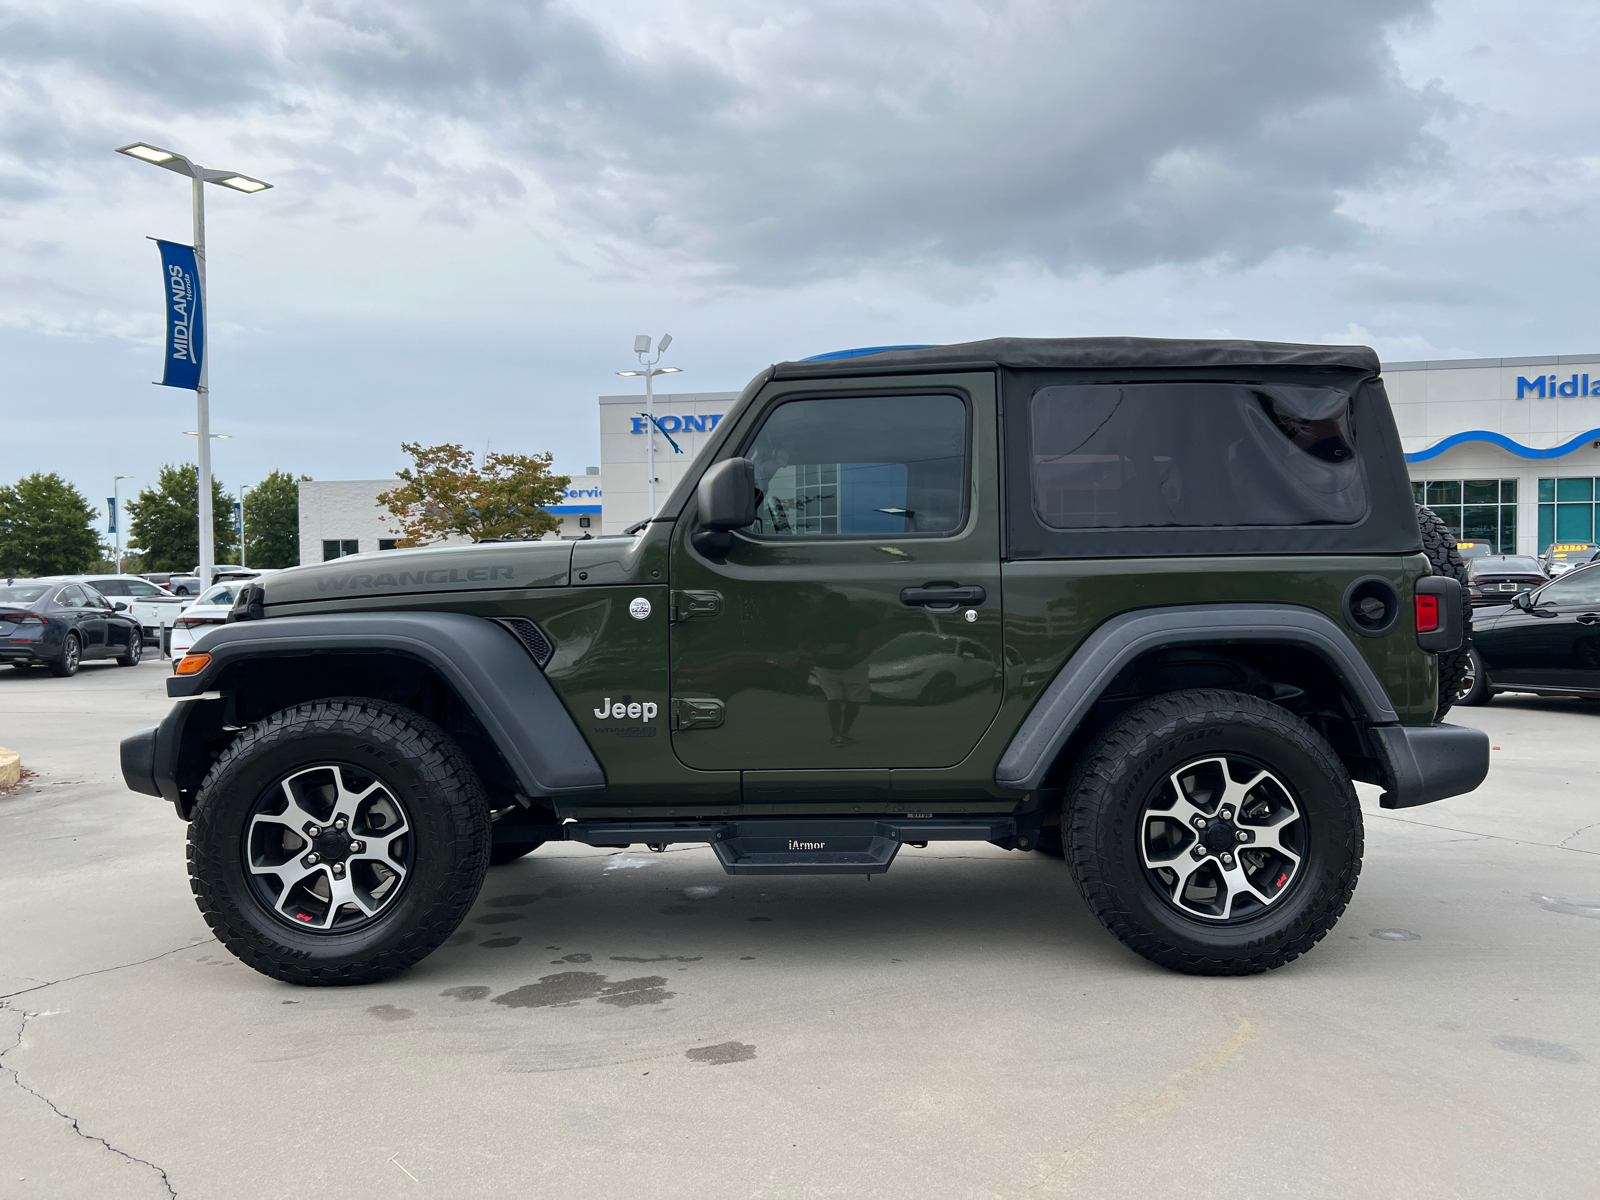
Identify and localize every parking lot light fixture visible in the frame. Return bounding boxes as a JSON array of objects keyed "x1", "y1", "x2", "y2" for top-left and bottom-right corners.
[
  {"x1": 116, "y1": 139, "x2": 272, "y2": 598},
  {"x1": 619, "y1": 335, "x2": 679, "y2": 517},
  {"x1": 112, "y1": 475, "x2": 135, "y2": 574}
]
